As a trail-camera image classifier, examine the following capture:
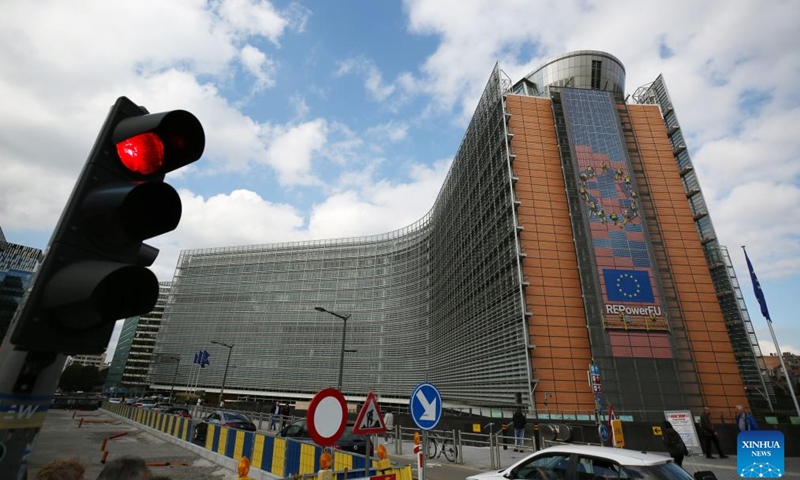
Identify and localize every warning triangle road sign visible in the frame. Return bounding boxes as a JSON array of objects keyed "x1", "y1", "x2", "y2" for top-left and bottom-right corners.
[{"x1": 352, "y1": 391, "x2": 386, "y2": 435}]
